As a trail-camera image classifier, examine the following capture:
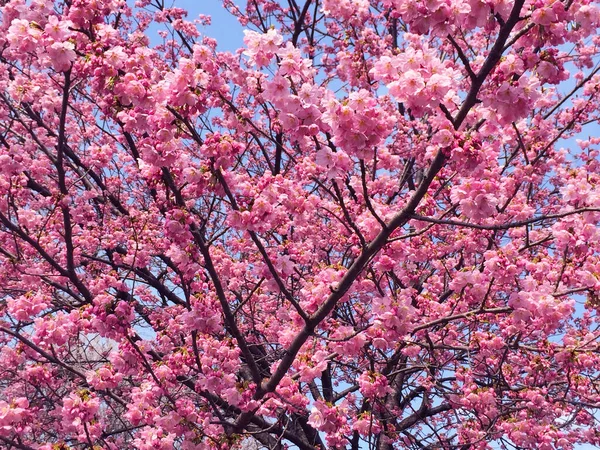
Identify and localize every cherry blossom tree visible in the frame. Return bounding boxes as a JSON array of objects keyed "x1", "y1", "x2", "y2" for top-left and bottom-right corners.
[{"x1": 2, "y1": 0, "x2": 600, "y2": 448}]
